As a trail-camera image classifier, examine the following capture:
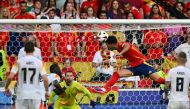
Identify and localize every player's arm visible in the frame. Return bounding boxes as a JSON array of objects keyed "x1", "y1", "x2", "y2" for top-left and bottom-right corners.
[
  {"x1": 40, "y1": 65, "x2": 49, "y2": 99},
  {"x1": 48, "y1": 90, "x2": 56, "y2": 106},
  {"x1": 164, "y1": 71, "x2": 171, "y2": 100},
  {"x1": 5, "y1": 63, "x2": 18, "y2": 95},
  {"x1": 76, "y1": 83, "x2": 96, "y2": 108},
  {"x1": 118, "y1": 43, "x2": 130, "y2": 56}
]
